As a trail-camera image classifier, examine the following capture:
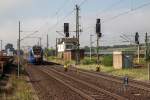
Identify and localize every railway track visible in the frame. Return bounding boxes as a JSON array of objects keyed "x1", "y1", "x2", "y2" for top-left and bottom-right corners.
[
  {"x1": 53, "y1": 64, "x2": 150, "y2": 92},
  {"x1": 25, "y1": 62, "x2": 150, "y2": 100},
  {"x1": 39, "y1": 66, "x2": 126, "y2": 100},
  {"x1": 44, "y1": 64, "x2": 150, "y2": 100},
  {"x1": 26, "y1": 65, "x2": 86, "y2": 100}
]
